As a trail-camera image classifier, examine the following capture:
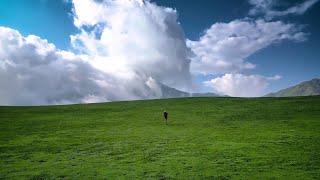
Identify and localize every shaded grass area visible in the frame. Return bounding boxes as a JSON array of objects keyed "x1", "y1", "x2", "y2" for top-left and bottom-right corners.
[{"x1": 0, "y1": 96, "x2": 320, "y2": 179}]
